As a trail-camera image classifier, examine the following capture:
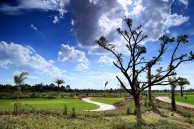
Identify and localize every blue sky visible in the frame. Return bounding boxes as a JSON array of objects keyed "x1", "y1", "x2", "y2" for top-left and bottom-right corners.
[{"x1": 0, "y1": 0, "x2": 194, "y2": 90}]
